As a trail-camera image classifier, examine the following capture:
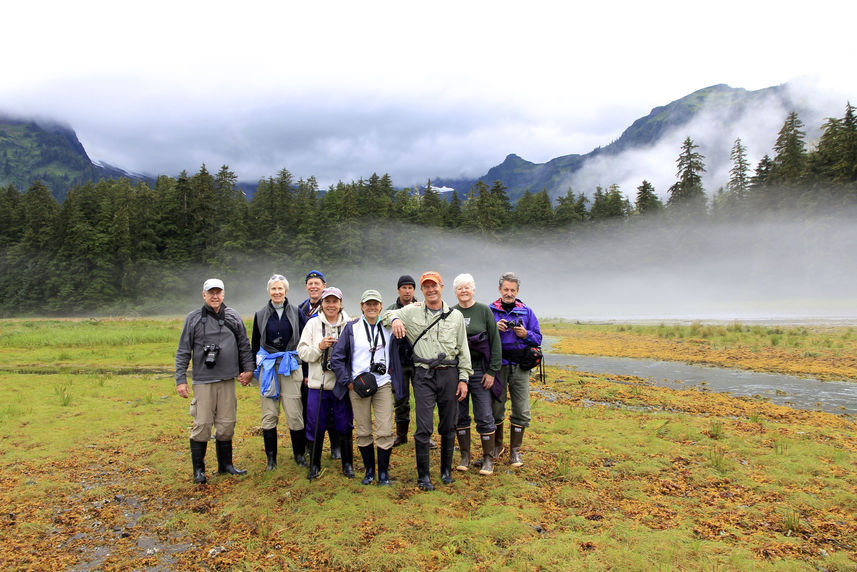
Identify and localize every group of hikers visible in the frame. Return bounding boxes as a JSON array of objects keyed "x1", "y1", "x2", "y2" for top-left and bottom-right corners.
[{"x1": 174, "y1": 270, "x2": 542, "y2": 490}]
